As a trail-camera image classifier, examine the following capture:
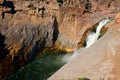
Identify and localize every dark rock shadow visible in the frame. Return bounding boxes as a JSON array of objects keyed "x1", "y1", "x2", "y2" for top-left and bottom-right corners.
[
  {"x1": 57, "y1": 0, "x2": 63, "y2": 5},
  {"x1": 35, "y1": 32, "x2": 49, "y2": 52},
  {"x1": 38, "y1": 6, "x2": 45, "y2": 18},
  {"x1": 3, "y1": 0, "x2": 15, "y2": 14},
  {"x1": 2, "y1": 0, "x2": 16, "y2": 18},
  {"x1": 29, "y1": 16, "x2": 59, "y2": 61},
  {"x1": 52, "y1": 16, "x2": 59, "y2": 44},
  {"x1": 0, "y1": 33, "x2": 9, "y2": 62},
  {"x1": 30, "y1": 36, "x2": 47, "y2": 62}
]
